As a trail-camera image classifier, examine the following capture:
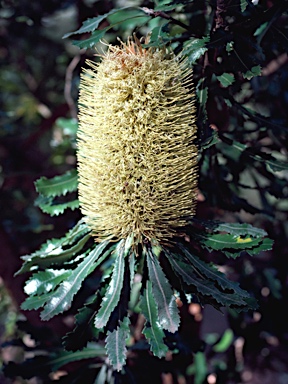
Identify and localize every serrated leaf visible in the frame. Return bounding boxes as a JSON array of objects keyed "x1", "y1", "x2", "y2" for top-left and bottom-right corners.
[
  {"x1": 105, "y1": 317, "x2": 130, "y2": 371},
  {"x1": 146, "y1": 247, "x2": 179, "y2": 333},
  {"x1": 182, "y1": 36, "x2": 209, "y2": 64},
  {"x1": 63, "y1": 285, "x2": 109, "y2": 351},
  {"x1": 243, "y1": 65, "x2": 261, "y2": 79},
  {"x1": 21, "y1": 290, "x2": 56, "y2": 311},
  {"x1": 35, "y1": 169, "x2": 78, "y2": 198},
  {"x1": 165, "y1": 250, "x2": 250, "y2": 308},
  {"x1": 177, "y1": 245, "x2": 249, "y2": 296},
  {"x1": 24, "y1": 269, "x2": 71, "y2": 296},
  {"x1": 217, "y1": 73, "x2": 235, "y2": 88},
  {"x1": 212, "y1": 222, "x2": 267, "y2": 238},
  {"x1": 65, "y1": 7, "x2": 149, "y2": 48},
  {"x1": 140, "y1": 281, "x2": 168, "y2": 358},
  {"x1": 245, "y1": 237, "x2": 273, "y2": 255},
  {"x1": 94, "y1": 240, "x2": 126, "y2": 329},
  {"x1": 72, "y1": 29, "x2": 108, "y2": 49},
  {"x1": 18, "y1": 232, "x2": 91, "y2": 274},
  {"x1": 63, "y1": 8, "x2": 133, "y2": 37},
  {"x1": 36, "y1": 198, "x2": 79, "y2": 216},
  {"x1": 199, "y1": 233, "x2": 262, "y2": 251},
  {"x1": 40, "y1": 241, "x2": 110, "y2": 320},
  {"x1": 240, "y1": 0, "x2": 248, "y2": 12}
]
